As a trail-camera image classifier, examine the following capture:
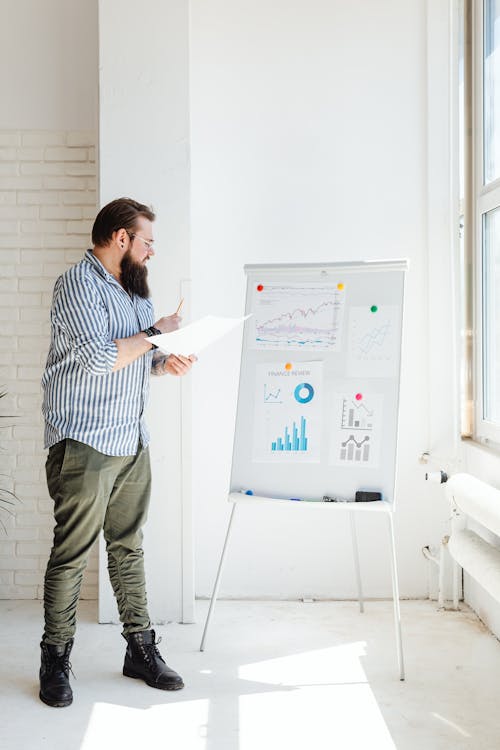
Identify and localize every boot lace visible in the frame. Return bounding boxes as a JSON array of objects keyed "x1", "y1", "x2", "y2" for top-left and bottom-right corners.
[
  {"x1": 44, "y1": 646, "x2": 76, "y2": 679},
  {"x1": 142, "y1": 635, "x2": 166, "y2": 672}
]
